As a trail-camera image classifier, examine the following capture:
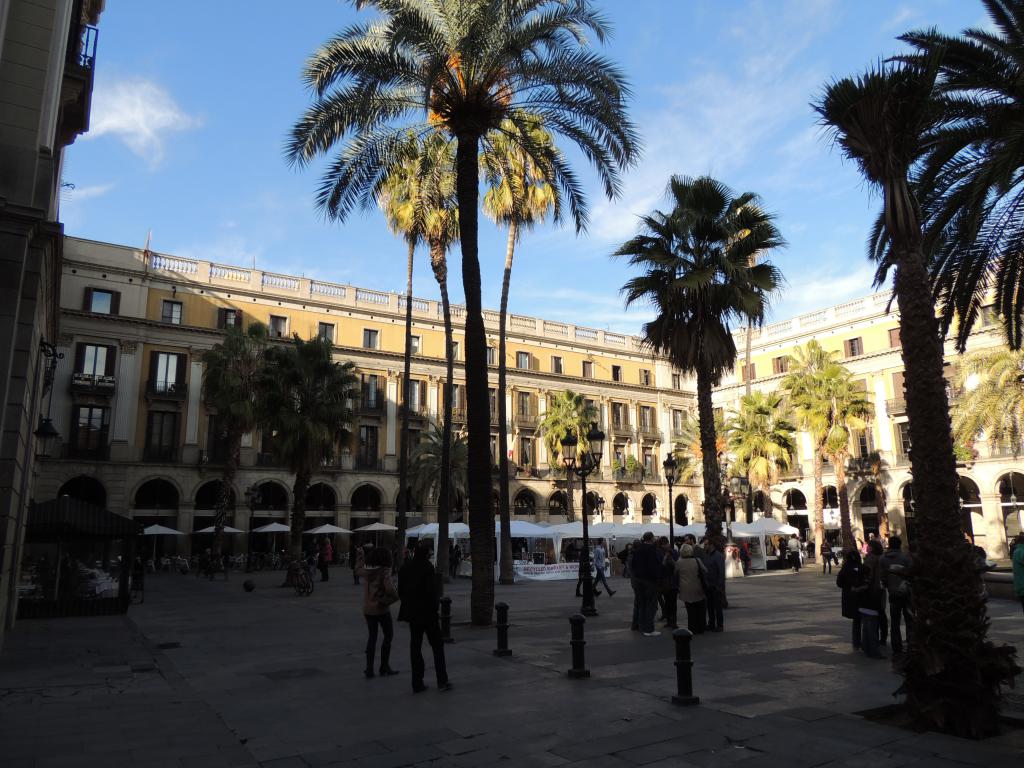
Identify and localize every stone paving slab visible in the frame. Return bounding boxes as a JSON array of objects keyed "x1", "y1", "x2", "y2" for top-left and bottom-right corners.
[{"x1": 1, "y1": 568, "x2": 1021, "y2": 767}]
